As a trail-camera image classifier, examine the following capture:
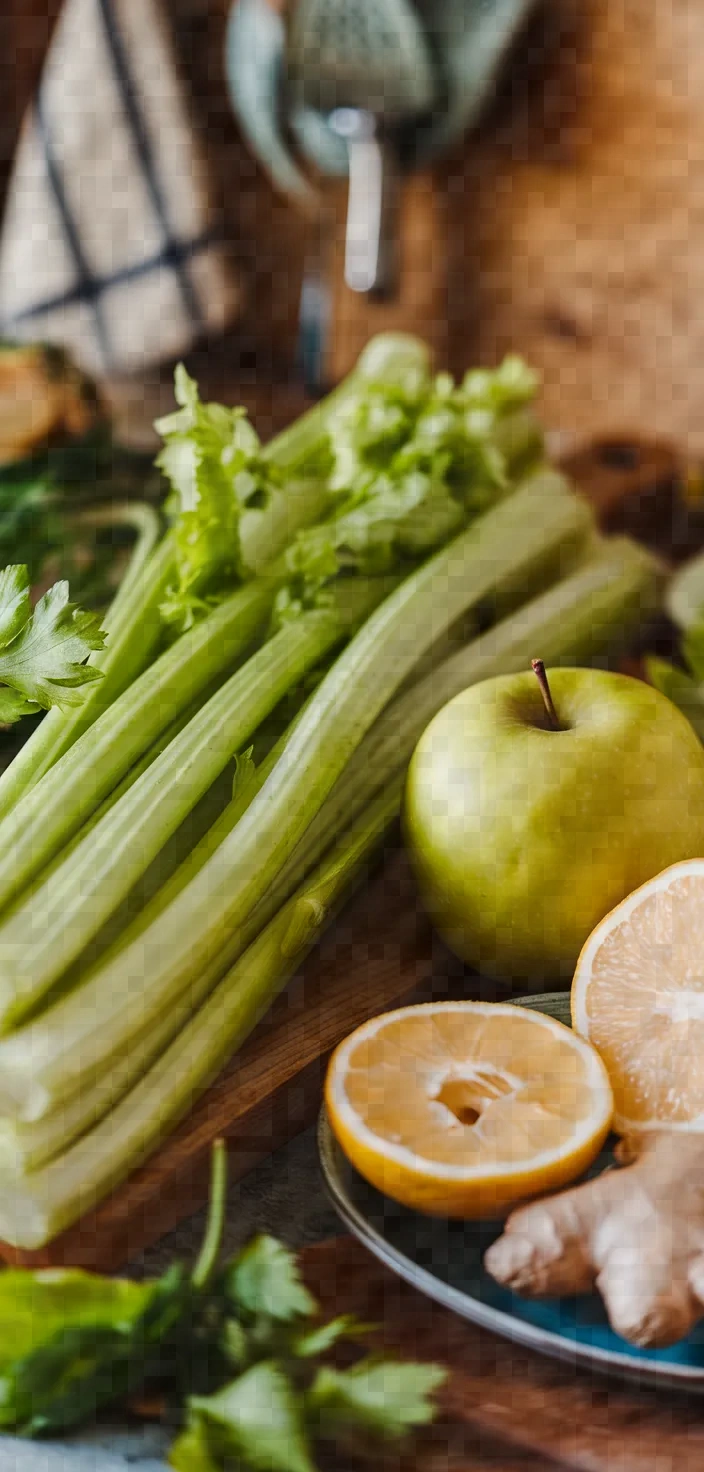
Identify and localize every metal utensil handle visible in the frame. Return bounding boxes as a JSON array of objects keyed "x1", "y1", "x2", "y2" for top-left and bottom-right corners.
[{"x1": 331, "y1": 109, "x2": 400, "y2": 298}]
